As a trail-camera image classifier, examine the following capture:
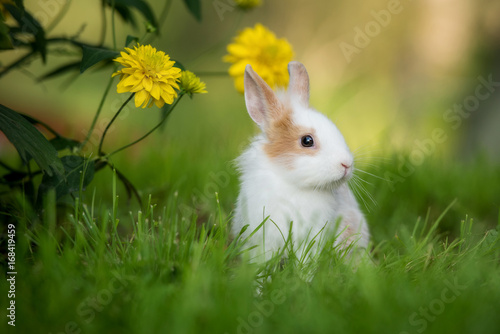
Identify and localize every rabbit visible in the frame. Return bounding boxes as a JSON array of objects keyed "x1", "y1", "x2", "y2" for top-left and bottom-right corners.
[{"x1": 232, "y1": 61, "x2": 370, "y2": 262}]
